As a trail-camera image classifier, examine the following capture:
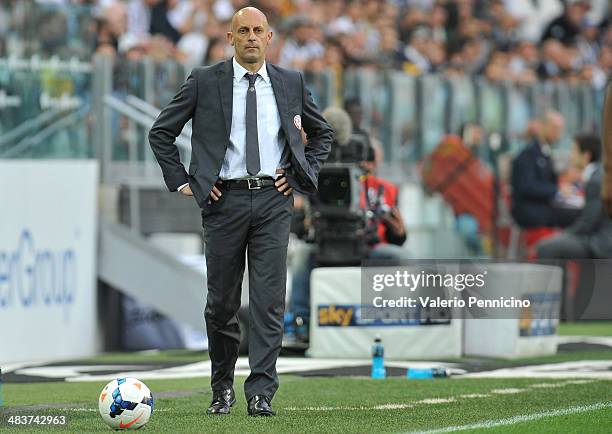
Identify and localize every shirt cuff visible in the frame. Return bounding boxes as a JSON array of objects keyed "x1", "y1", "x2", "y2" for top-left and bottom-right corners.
[{"x1": 177, "y1": 183, "x2": 189, "y2": 192}]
